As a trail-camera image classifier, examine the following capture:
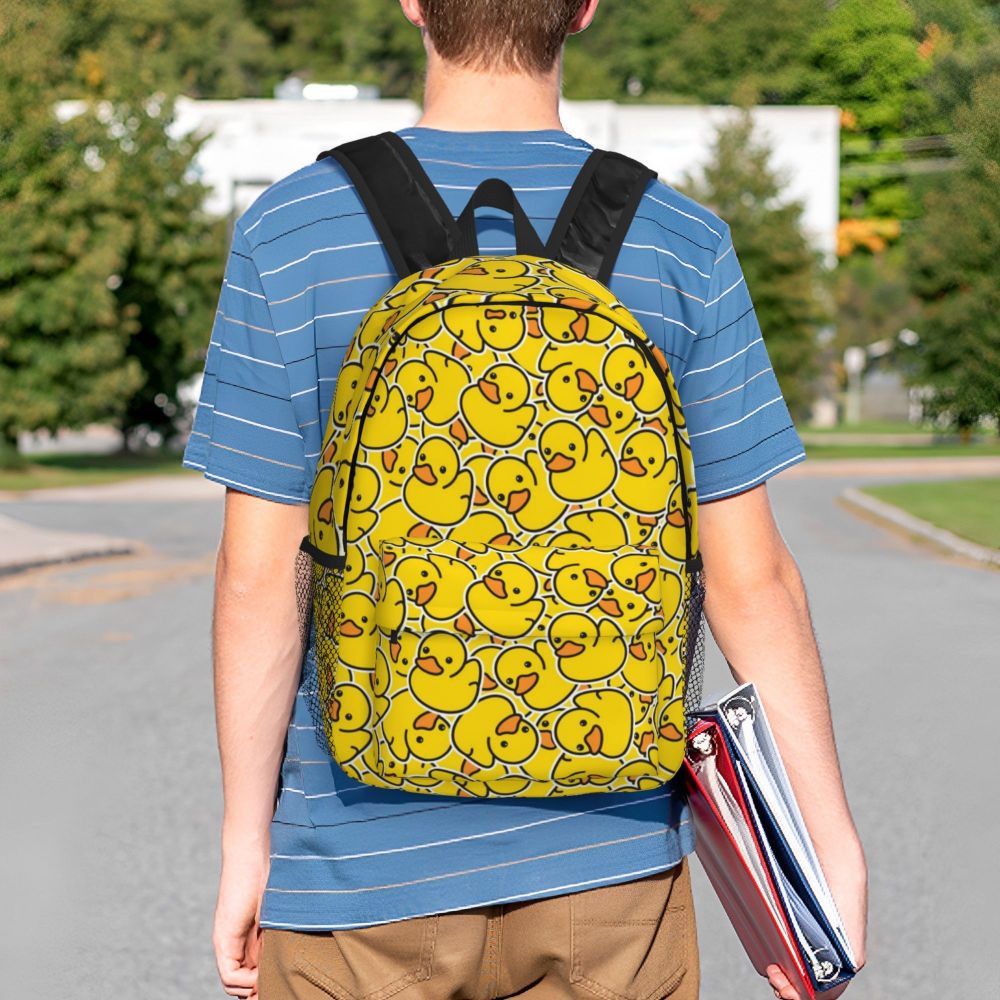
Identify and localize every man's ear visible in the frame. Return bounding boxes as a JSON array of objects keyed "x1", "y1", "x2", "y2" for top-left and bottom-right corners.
[
  {"x1": 399, "y1": 0, "x2": 426, "y2": 29},
  {"x1": 568, "y1": 0, "x2": 600, "y2": 35}
]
